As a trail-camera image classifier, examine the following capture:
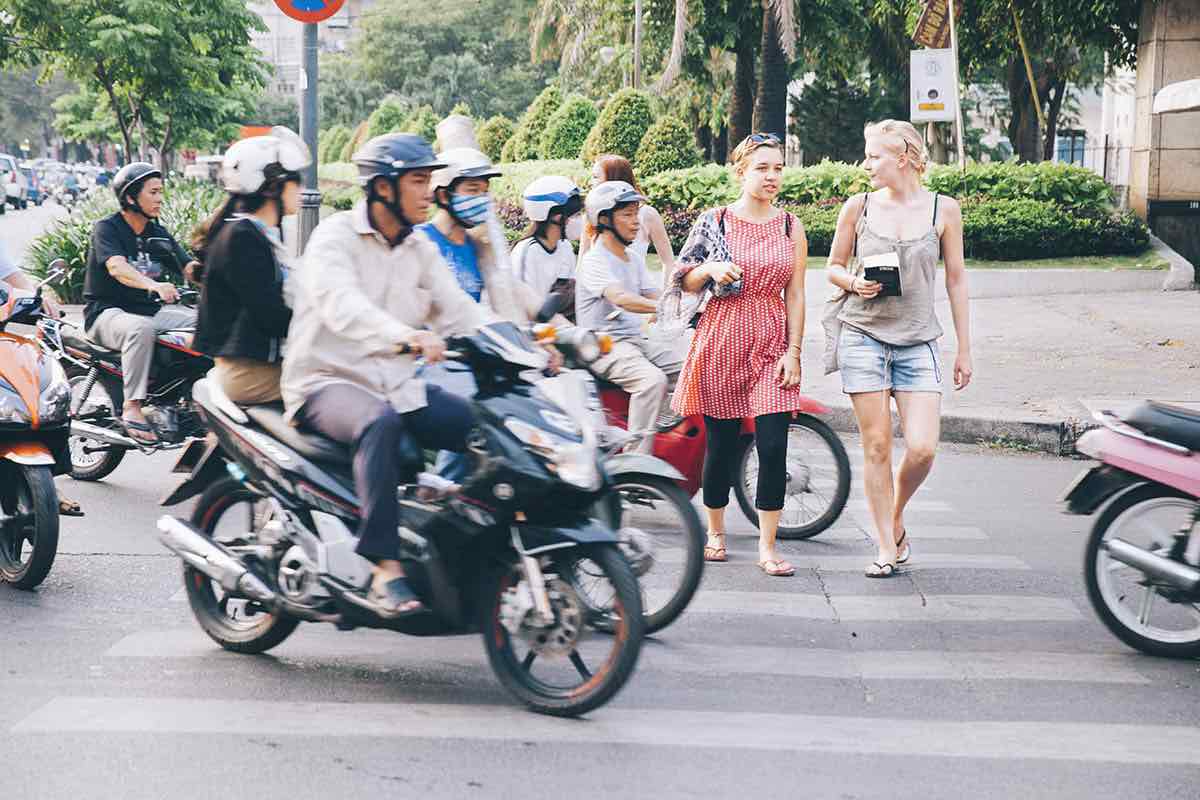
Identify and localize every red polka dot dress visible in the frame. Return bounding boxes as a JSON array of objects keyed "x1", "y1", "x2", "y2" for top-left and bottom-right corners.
[{"x1": 671, "y1": 209, "x2": 804, "y2": 419}]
